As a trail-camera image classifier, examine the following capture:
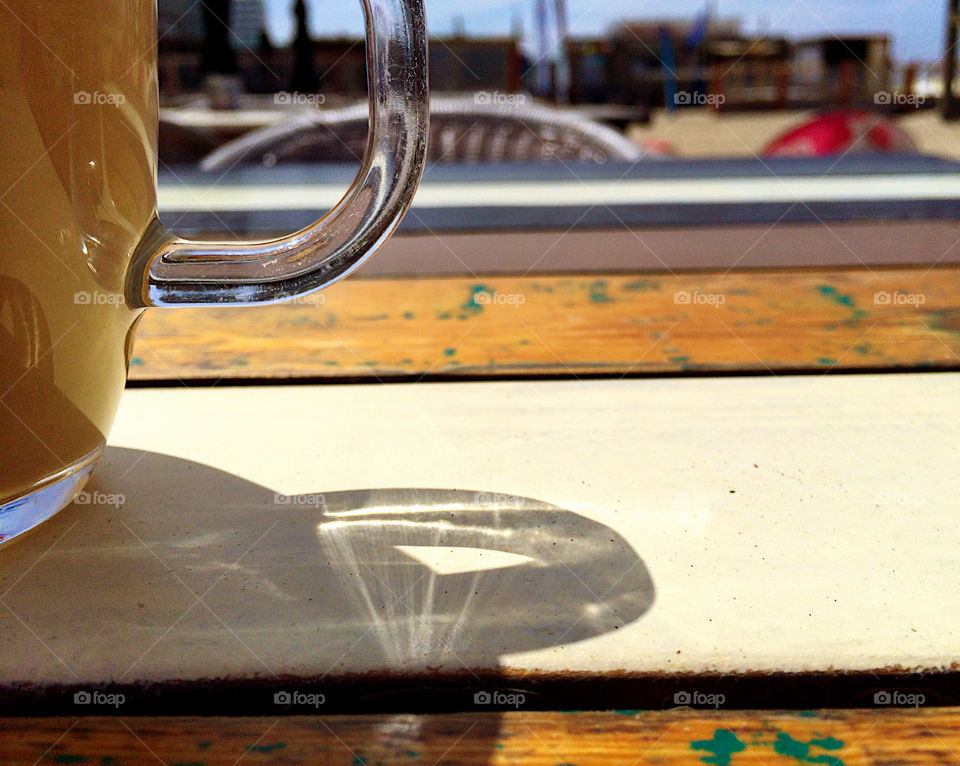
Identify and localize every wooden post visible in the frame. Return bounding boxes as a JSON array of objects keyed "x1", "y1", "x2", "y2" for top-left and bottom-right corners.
[
  {"x1": 710, "y1": 62, "x2": 725, "y2": 112},
  {"x1": 838, "y1": 60, "x2": 854, "y2": 104},
  {"x1": 290, "y1": 0, "x2": 319, "y2": 93},
  {"x1": 945, "y1": 0, "x2": 960, "y2": 119},
  {"x1": 775, "y1": 61, "x2": 789, "y2": 109},
  {"x1": 200, "y1": 0, "x2": 236, "y2": 75}
]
